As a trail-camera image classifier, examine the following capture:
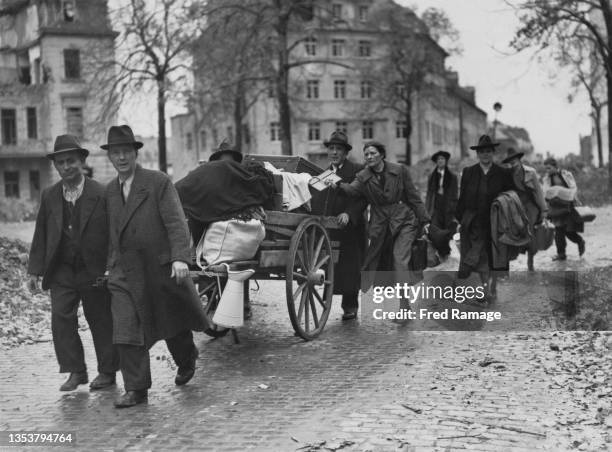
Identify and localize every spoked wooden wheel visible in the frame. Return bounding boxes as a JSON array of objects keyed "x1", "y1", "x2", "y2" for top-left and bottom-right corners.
[
  {"x1": 198, "y1": 276, "x2": 229, "y2": 338},
  {"x1": 286, "y1": 218, "x2": 334, "y2": 340}
]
